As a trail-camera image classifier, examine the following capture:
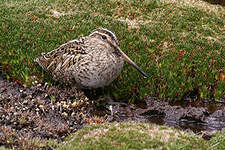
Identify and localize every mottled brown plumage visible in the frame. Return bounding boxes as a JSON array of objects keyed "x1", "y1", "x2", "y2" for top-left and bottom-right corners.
[{"x1": 35, "y1": 28, "x2": 147, "y2": 89}]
